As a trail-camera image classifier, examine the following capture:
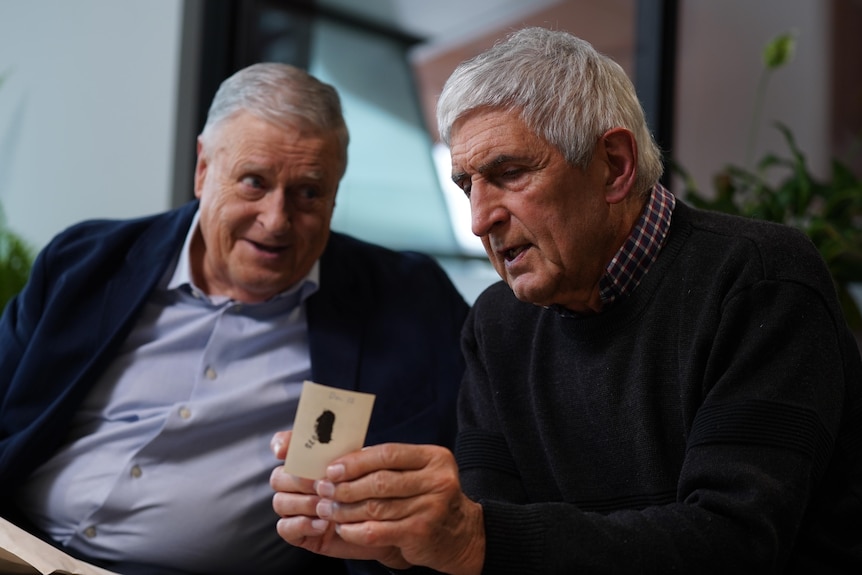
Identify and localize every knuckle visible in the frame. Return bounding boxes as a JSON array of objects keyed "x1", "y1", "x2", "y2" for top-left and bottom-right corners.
[
  {"x1": 370, "y1": 471, "x2": 390, "y2": 497},
  {"x1": 365, "y1": 497, "x2": 386, "y2": 520},
  {"x1": 428, "y1": 467, "x2": 458, "y2": 494},
  {"x1": 358, "y1": 522, "x2": 382, "y2": 545},
  {"x1": 377, "y1": 443, "x2": 400, "y2": 467}
]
